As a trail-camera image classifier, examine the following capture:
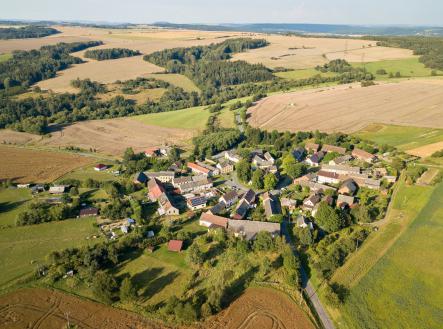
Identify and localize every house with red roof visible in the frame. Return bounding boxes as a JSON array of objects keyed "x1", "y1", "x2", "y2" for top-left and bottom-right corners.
[
  {"x1": 94, "y1": 164, "x2": 108, "y2": 171},
  {"x1": 168, "y1": 240, "x2": 183, "y2": 252},
  {"x1": 148, "y1": 178, "x2": 165, "y2": 201},
  {"x1": 187, "y1": 162, "x2": 211, "y2": 176}
]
